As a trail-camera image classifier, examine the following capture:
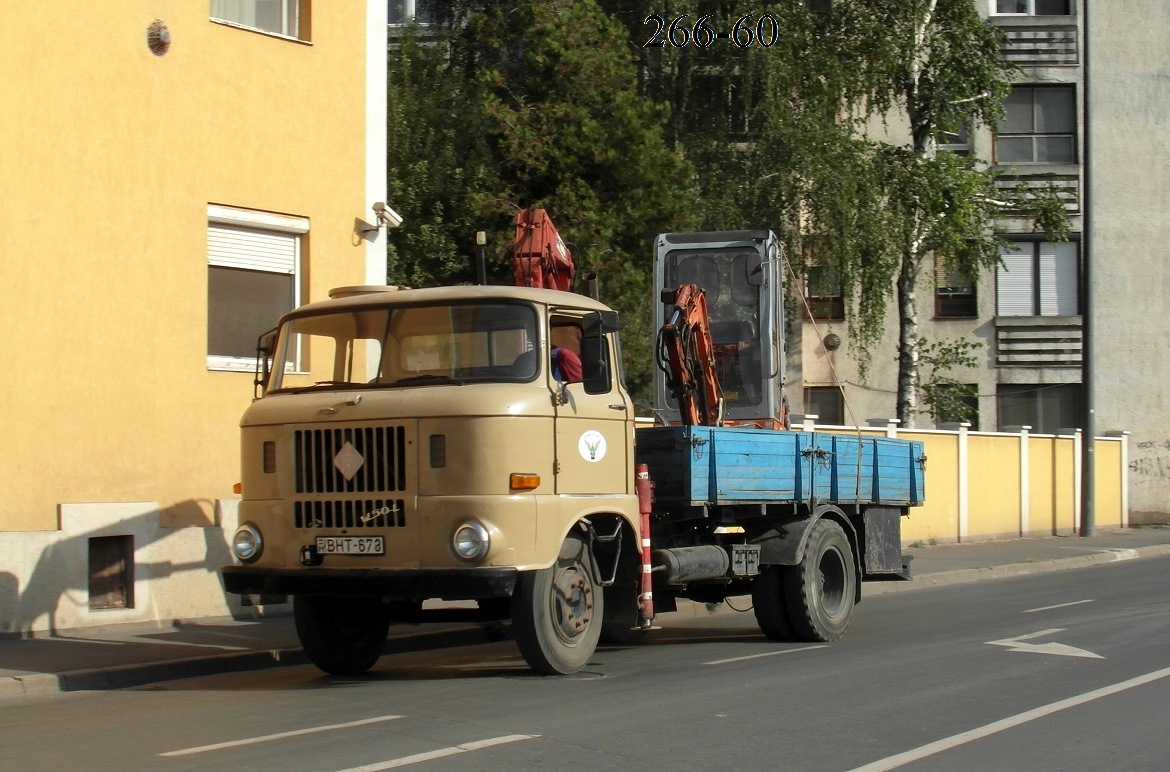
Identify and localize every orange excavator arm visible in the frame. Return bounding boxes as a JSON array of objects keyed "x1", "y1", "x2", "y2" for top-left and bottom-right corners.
[
  {"x1": 657, "y1": 284, "x2": 724, "y2": 427},
  {"x1": 512, "y1": 208, "x2": 575, "y2": 291}
]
